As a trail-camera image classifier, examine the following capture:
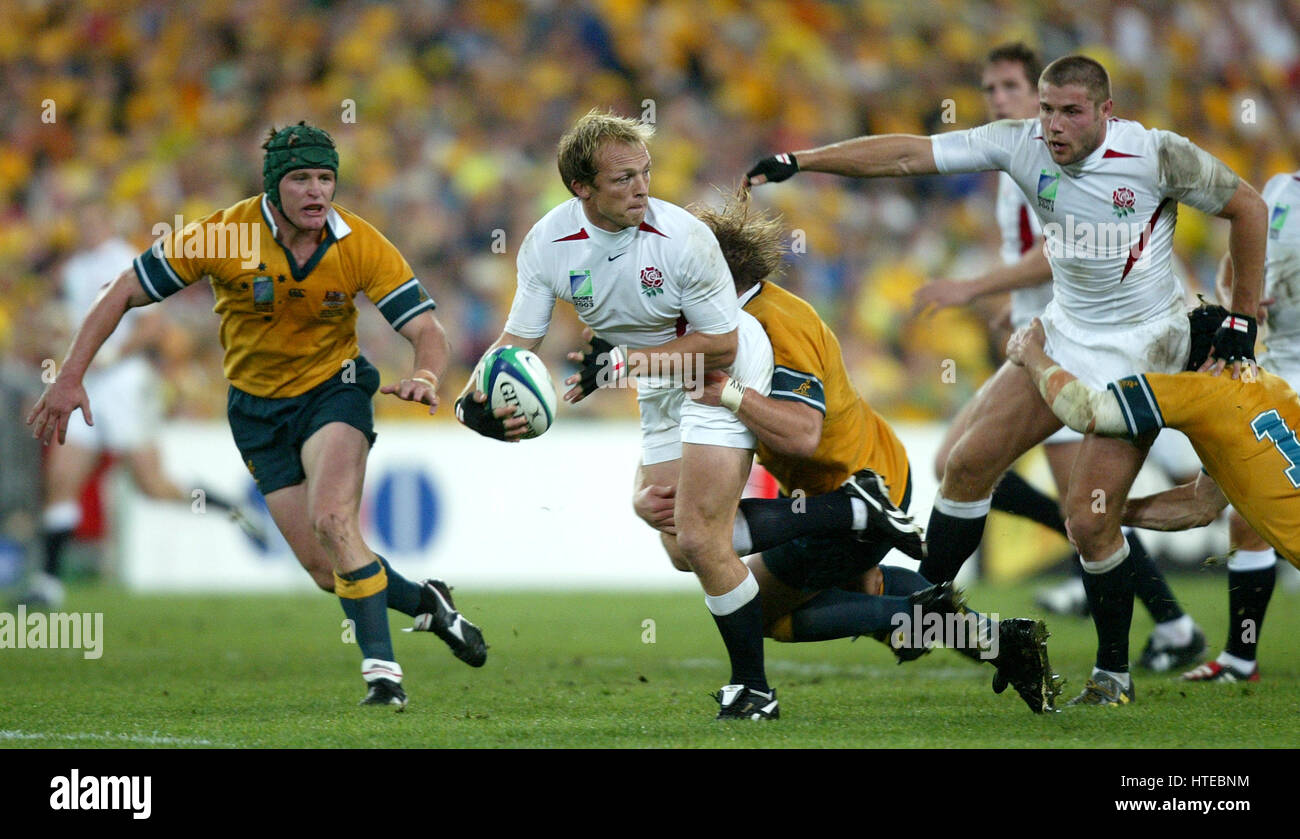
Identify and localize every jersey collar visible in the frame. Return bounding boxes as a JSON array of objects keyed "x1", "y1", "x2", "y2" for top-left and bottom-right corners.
[
  {"x1": 738, "y1": 282, "x2": 763, "y2": 307},
  {"x1": 260, "y1": 193, "x2": 352, "y2": 241}
]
